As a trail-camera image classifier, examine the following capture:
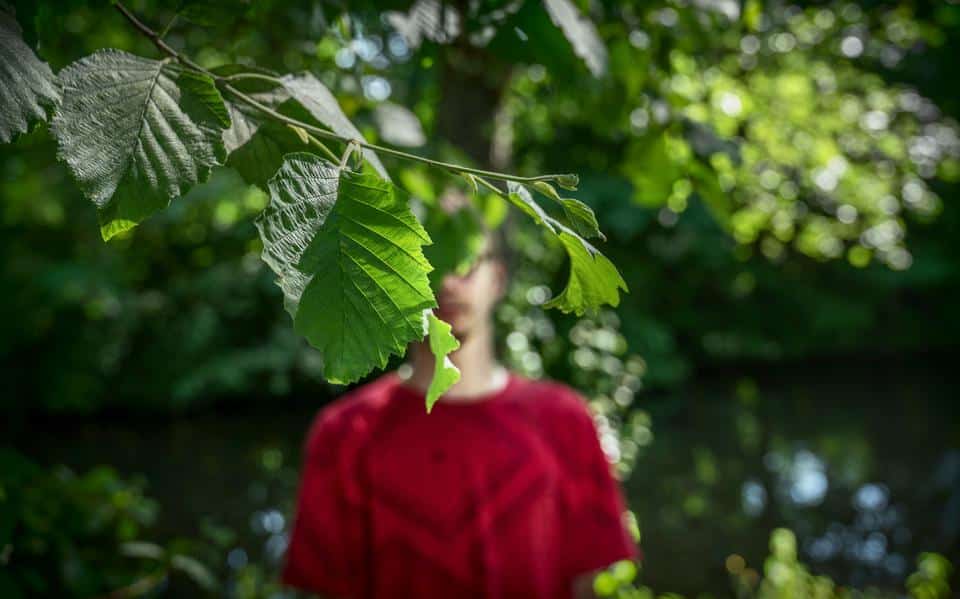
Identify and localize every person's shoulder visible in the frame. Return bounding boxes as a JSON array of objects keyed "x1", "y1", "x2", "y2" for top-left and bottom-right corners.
[{"x1": 303, "y1": 372, "x2": 400, "y2": 457}]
